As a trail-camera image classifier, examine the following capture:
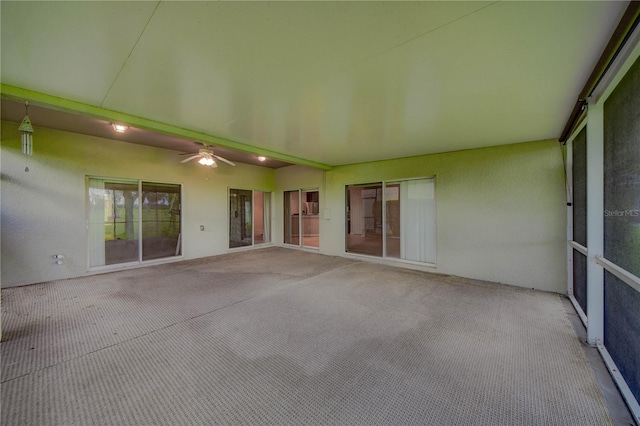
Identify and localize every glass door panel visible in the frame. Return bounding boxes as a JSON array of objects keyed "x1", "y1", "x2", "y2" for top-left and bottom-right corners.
[
  {"x1": 229, "y1": 189, "x2": 253, "y2": 248},
  {"x1": 400, "y1": 179, "x2": 436, "y2": 263},
  {"x1": 385, "y1": 184, "x2": 401, "y2": 258},
  {"x1": 101, "y1": 181, "x2": 139, "y2": 265},
  {"x1": 301, "y1": 190, "x2": 319, "y2": 248},
  {"x1": 284, "y1": 190, "x2": 300, "y2": 245},
  {"x1": 88, "y1": 179, "x2": 107, "y2": 267},
  {"x1": 254, "y1": 191, "x2": 265, "y2": 244},
  {"x1": 262, "y1": 192, "x2": 271, "y2": 244},
  {"x1": 253, "y1": 191, "x2": 271, "y2": 245},
  {"x1": 346, "y1": 184, "x2": 383, "y2": 257},
  {"x1": 141, "y1": 183, "x2": 181, "y2": 261}
]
